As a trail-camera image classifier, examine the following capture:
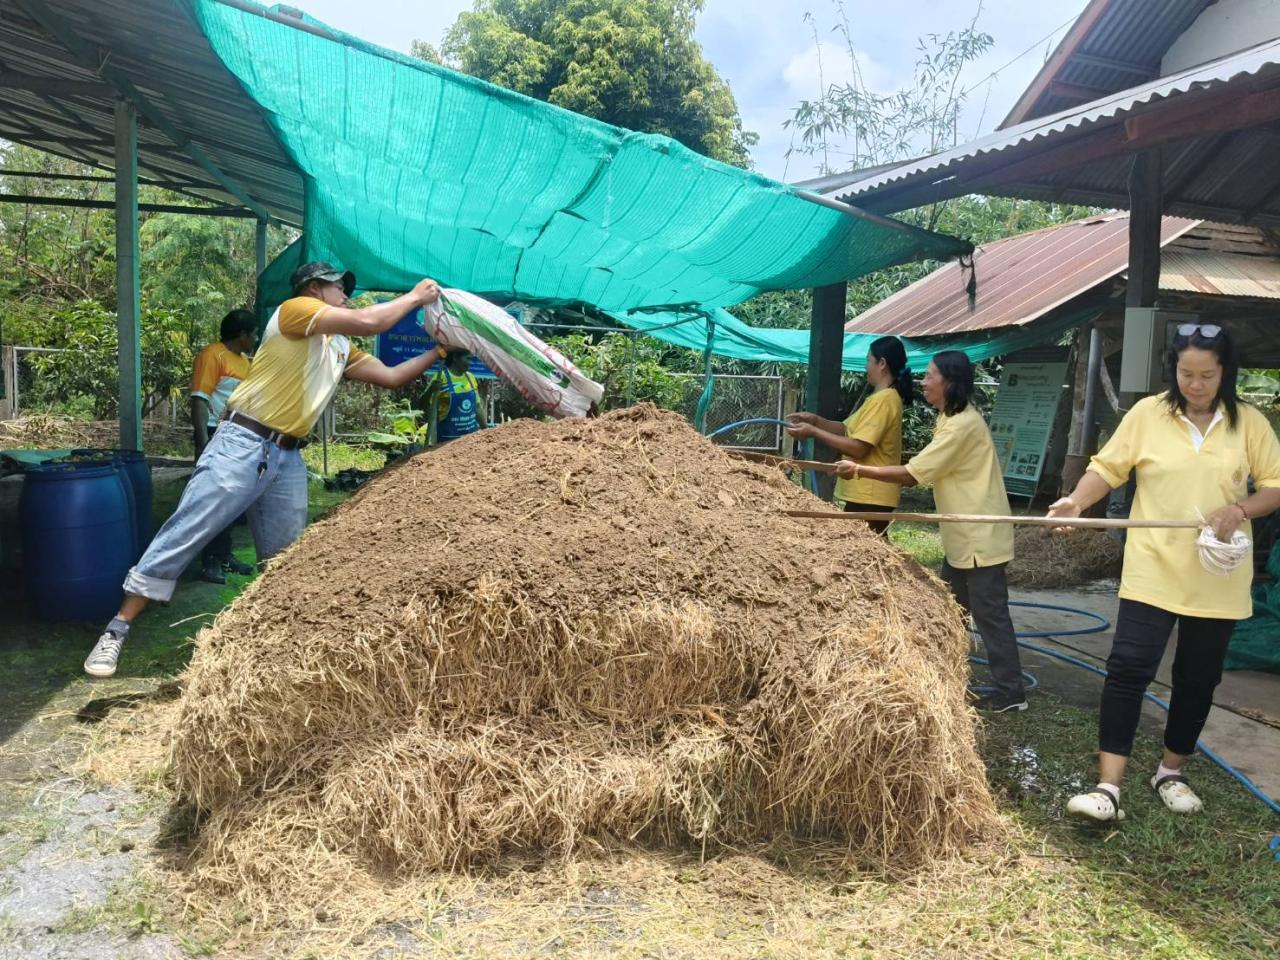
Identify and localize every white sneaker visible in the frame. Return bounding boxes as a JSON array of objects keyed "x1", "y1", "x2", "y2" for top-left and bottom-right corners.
[
  {"x1": 1066, "y1": 785, "x2": 1125, "y2": 822},
  {"x1": 1152, "y1": 773, "x2": 1203, "y2": 813},
  {"x1": 84, "y1": 630, "x2": 126, "y2": 678}
]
